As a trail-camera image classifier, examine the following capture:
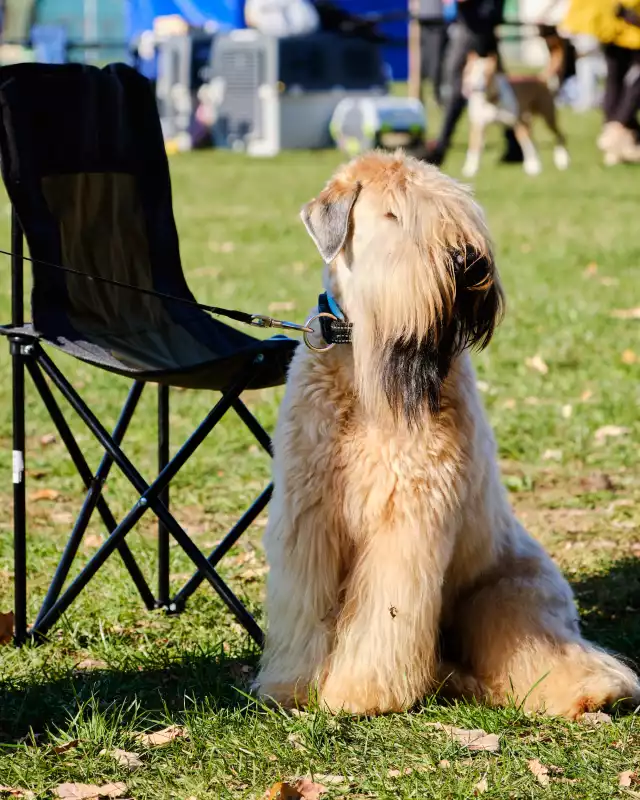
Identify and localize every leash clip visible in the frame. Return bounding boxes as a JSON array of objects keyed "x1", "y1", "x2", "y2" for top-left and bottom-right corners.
[{"x1": 250, "y1": 314, "x2": 313, "y2": 334}]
